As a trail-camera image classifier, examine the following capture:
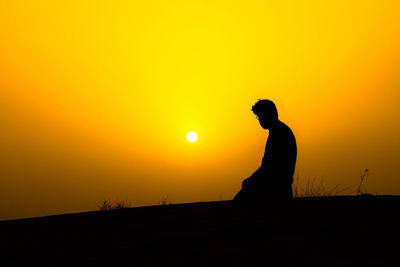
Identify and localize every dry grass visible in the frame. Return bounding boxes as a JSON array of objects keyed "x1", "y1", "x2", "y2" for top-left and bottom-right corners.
[
  {"x1": 293, "y1": 177, "x2": 344, "y2": 197},
  {"x1": 98, "y1": 200, "x2": 131, "y2": 211},
  {"x1": 159, "y1": 196, "x2": 171, "y2": 205},
  {"x1": 293, "y1": 169, "x2": 373, "y2": 197},
  {"x1": 356, "y1": 169, "x2": 369, "y2": 195}
]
